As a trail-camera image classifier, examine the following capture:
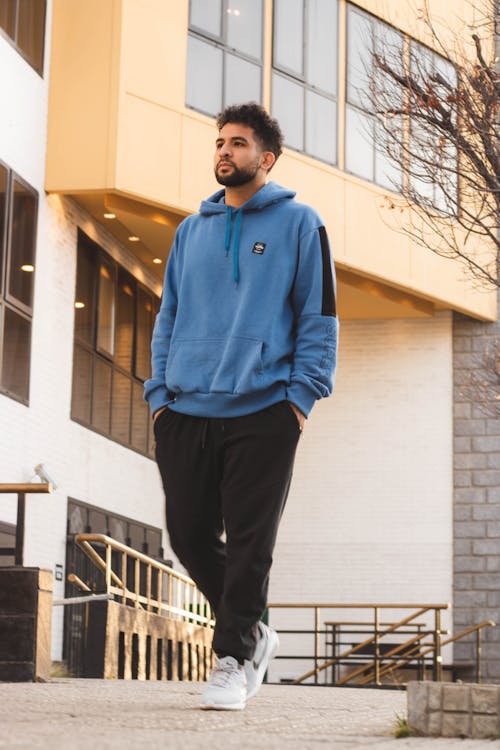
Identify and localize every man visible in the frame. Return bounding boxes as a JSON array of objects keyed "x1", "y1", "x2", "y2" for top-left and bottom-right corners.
[{"x1": 144, "y1": 103, "x2": 338, "y2": 710}]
